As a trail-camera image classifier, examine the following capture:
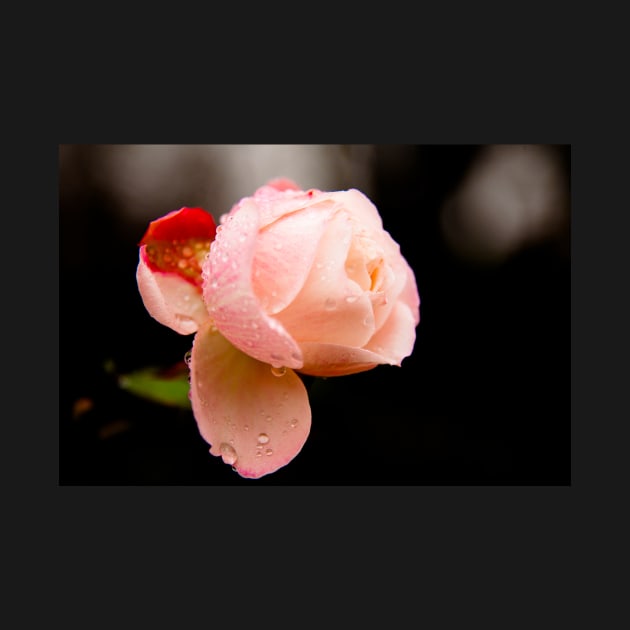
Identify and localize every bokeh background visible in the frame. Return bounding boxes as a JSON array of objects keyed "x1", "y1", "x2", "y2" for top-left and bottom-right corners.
[{"x1": 59, "y1": 144, "x2": 570, "y2": 485}]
